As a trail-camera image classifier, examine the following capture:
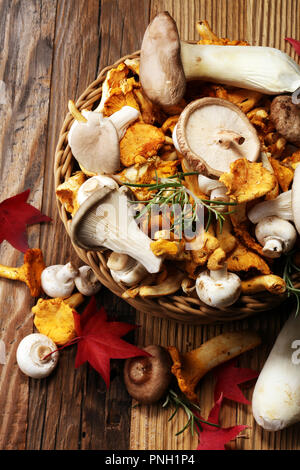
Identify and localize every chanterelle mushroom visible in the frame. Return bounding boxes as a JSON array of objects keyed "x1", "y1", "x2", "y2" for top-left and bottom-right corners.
[
  {"x1": 71, "y1": 186, "x2": 162, "y2": 274},
  {"x1": 174, "y1": 98, "x2": 260, "y2": 176},
  {"x1": 16, "y1": 333, "x2": 59, "y2": 379},
  {"x1": 140, "y1": 12, "x2": 300, "y2": 107},
  {"x1": 68, "y1": 101, "x2": 139, "y2": 174}
]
